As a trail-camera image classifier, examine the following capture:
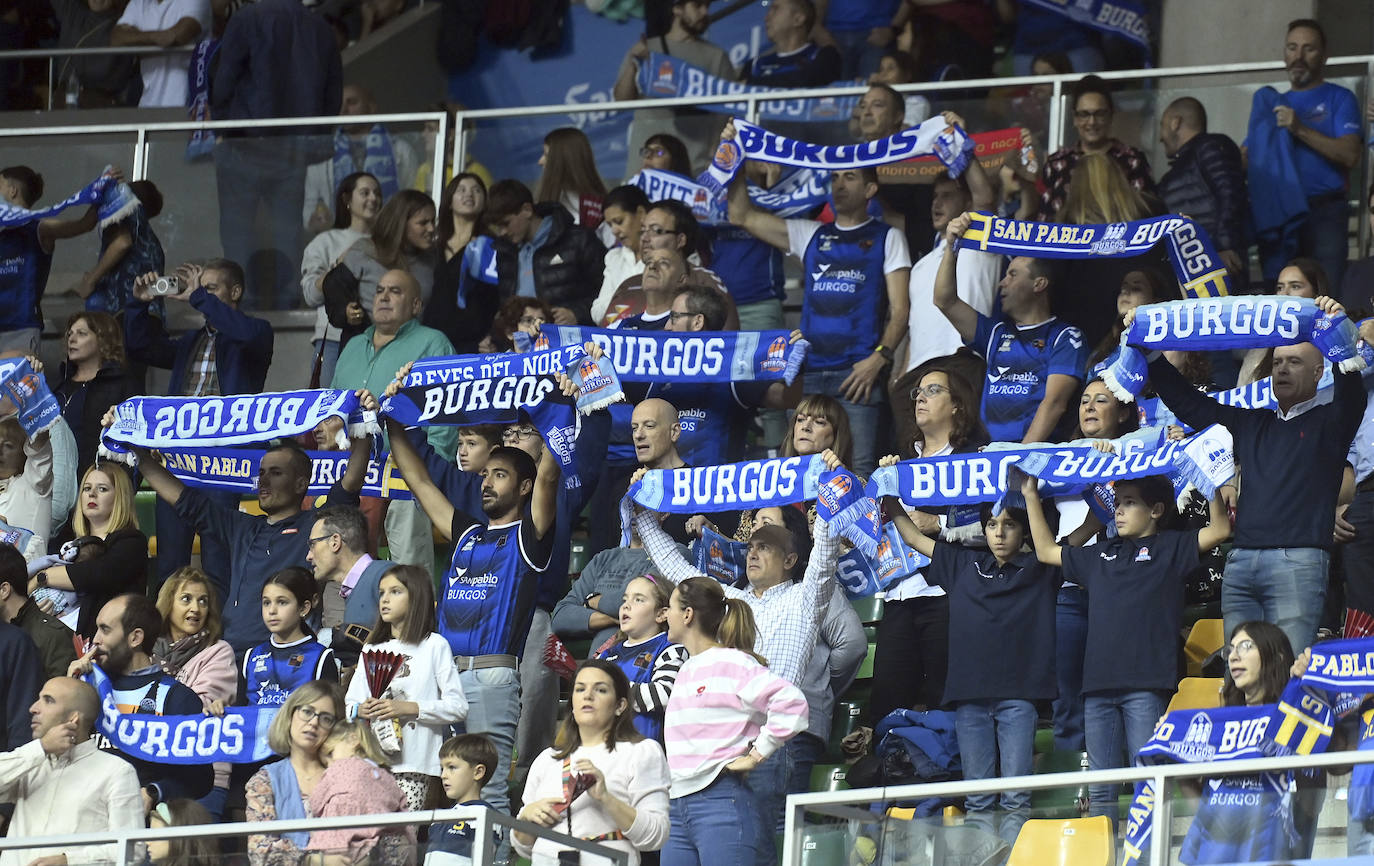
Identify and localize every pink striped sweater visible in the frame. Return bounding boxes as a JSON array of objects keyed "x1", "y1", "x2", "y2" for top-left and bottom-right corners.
[{"x1": 664, "y1": 646, "x2": 809, "y2": 798}]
